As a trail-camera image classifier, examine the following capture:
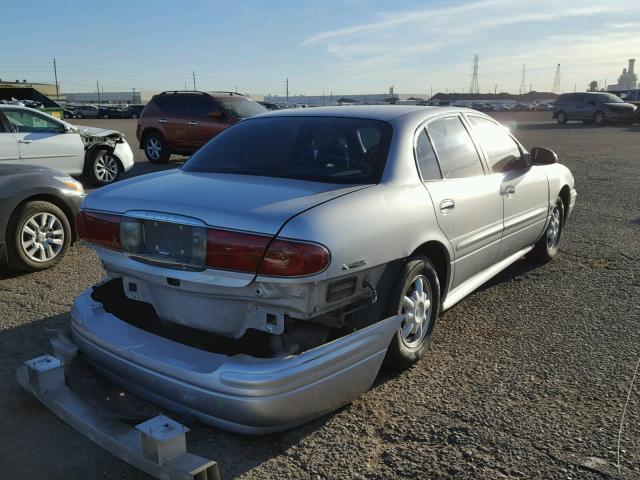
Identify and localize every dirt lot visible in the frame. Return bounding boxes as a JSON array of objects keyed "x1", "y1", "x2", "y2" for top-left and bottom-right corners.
[{"x1": 1, "y1": 112, "x2": 639, "y2": 479}]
